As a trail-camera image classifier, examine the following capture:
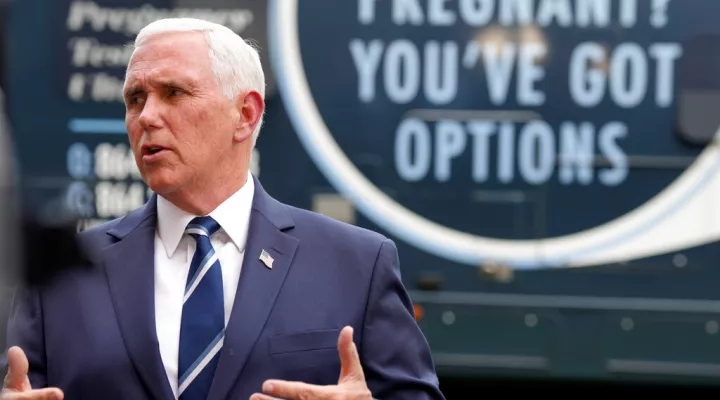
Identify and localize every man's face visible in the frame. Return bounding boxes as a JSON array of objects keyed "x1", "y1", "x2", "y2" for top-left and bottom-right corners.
[{"x1": 123, "y1": 31, "x2": 240, "y2": 197}]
